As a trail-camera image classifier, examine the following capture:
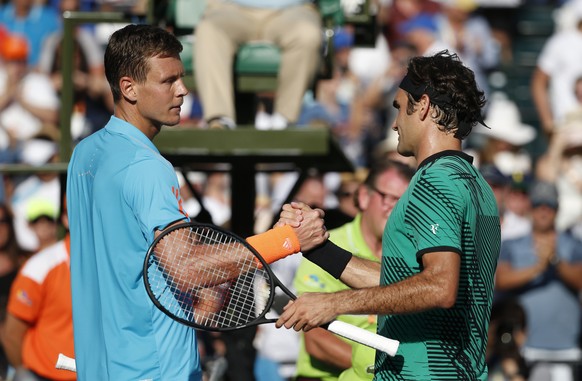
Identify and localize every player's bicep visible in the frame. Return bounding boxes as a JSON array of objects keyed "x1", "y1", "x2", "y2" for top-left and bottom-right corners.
[{"x1": 420, "y1": 251, "x2": 461, "y2": 308}]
